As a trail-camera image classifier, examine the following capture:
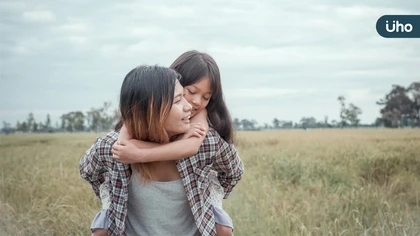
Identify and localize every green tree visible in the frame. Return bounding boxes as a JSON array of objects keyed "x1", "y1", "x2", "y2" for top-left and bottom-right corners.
[
  {"x1": 377, "y1": 84, "x2": 416, "y2": 128},
  {"x1": 337, "y1": 96, "x2": 347, "y2": 128},
  {"x1": 346, "y1": 104, "x2": 362, "y2": 127},
  {"x1": 300, "y1": 117, "x2": 317, "y2": 129},
  {"x1": 27, "y1": 112, "x2": 35, "y2": 132},
  {"x1": 45, "y1": 114, "x2": 52, "y2": 132},
  {"x1": 87, "y1": 102, "x2": 115, "y2": 132},
  {"x1": 33, "y1": 122, "x2": 38, "y2": 133},
  {"x1": 338, "y1": 96, "x2": 362, "y2": 128},
  {"x1": 233, "y1": 118, "x2": 241, "y2": 130},
  {"x1": 407, "y1": 82, "x2": 420, "y2": 126},
  {"x1": 272, "y1": 118, "x2": 280, "y2": 129}
]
